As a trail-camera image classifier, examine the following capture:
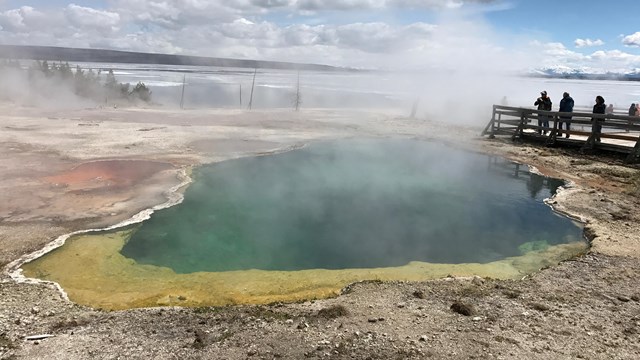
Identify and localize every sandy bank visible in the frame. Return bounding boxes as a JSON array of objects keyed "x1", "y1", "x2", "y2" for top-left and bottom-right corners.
[{"x1": 1, "y1": 104, "x2": 639, "y2": 359}]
